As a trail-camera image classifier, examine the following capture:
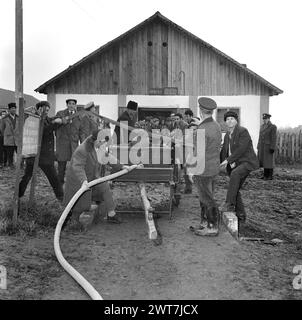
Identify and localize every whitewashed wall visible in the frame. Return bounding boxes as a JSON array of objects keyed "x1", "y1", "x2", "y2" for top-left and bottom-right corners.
[
  {"x1": 54, "y1": 94, "x2": 118, "y2": 124},
  {"x1": 197, "y1": 95, "x2": 262, "y2": 151},
  {"x1": 50, "y1": 93, "x2": 265, "y2": 151}
]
